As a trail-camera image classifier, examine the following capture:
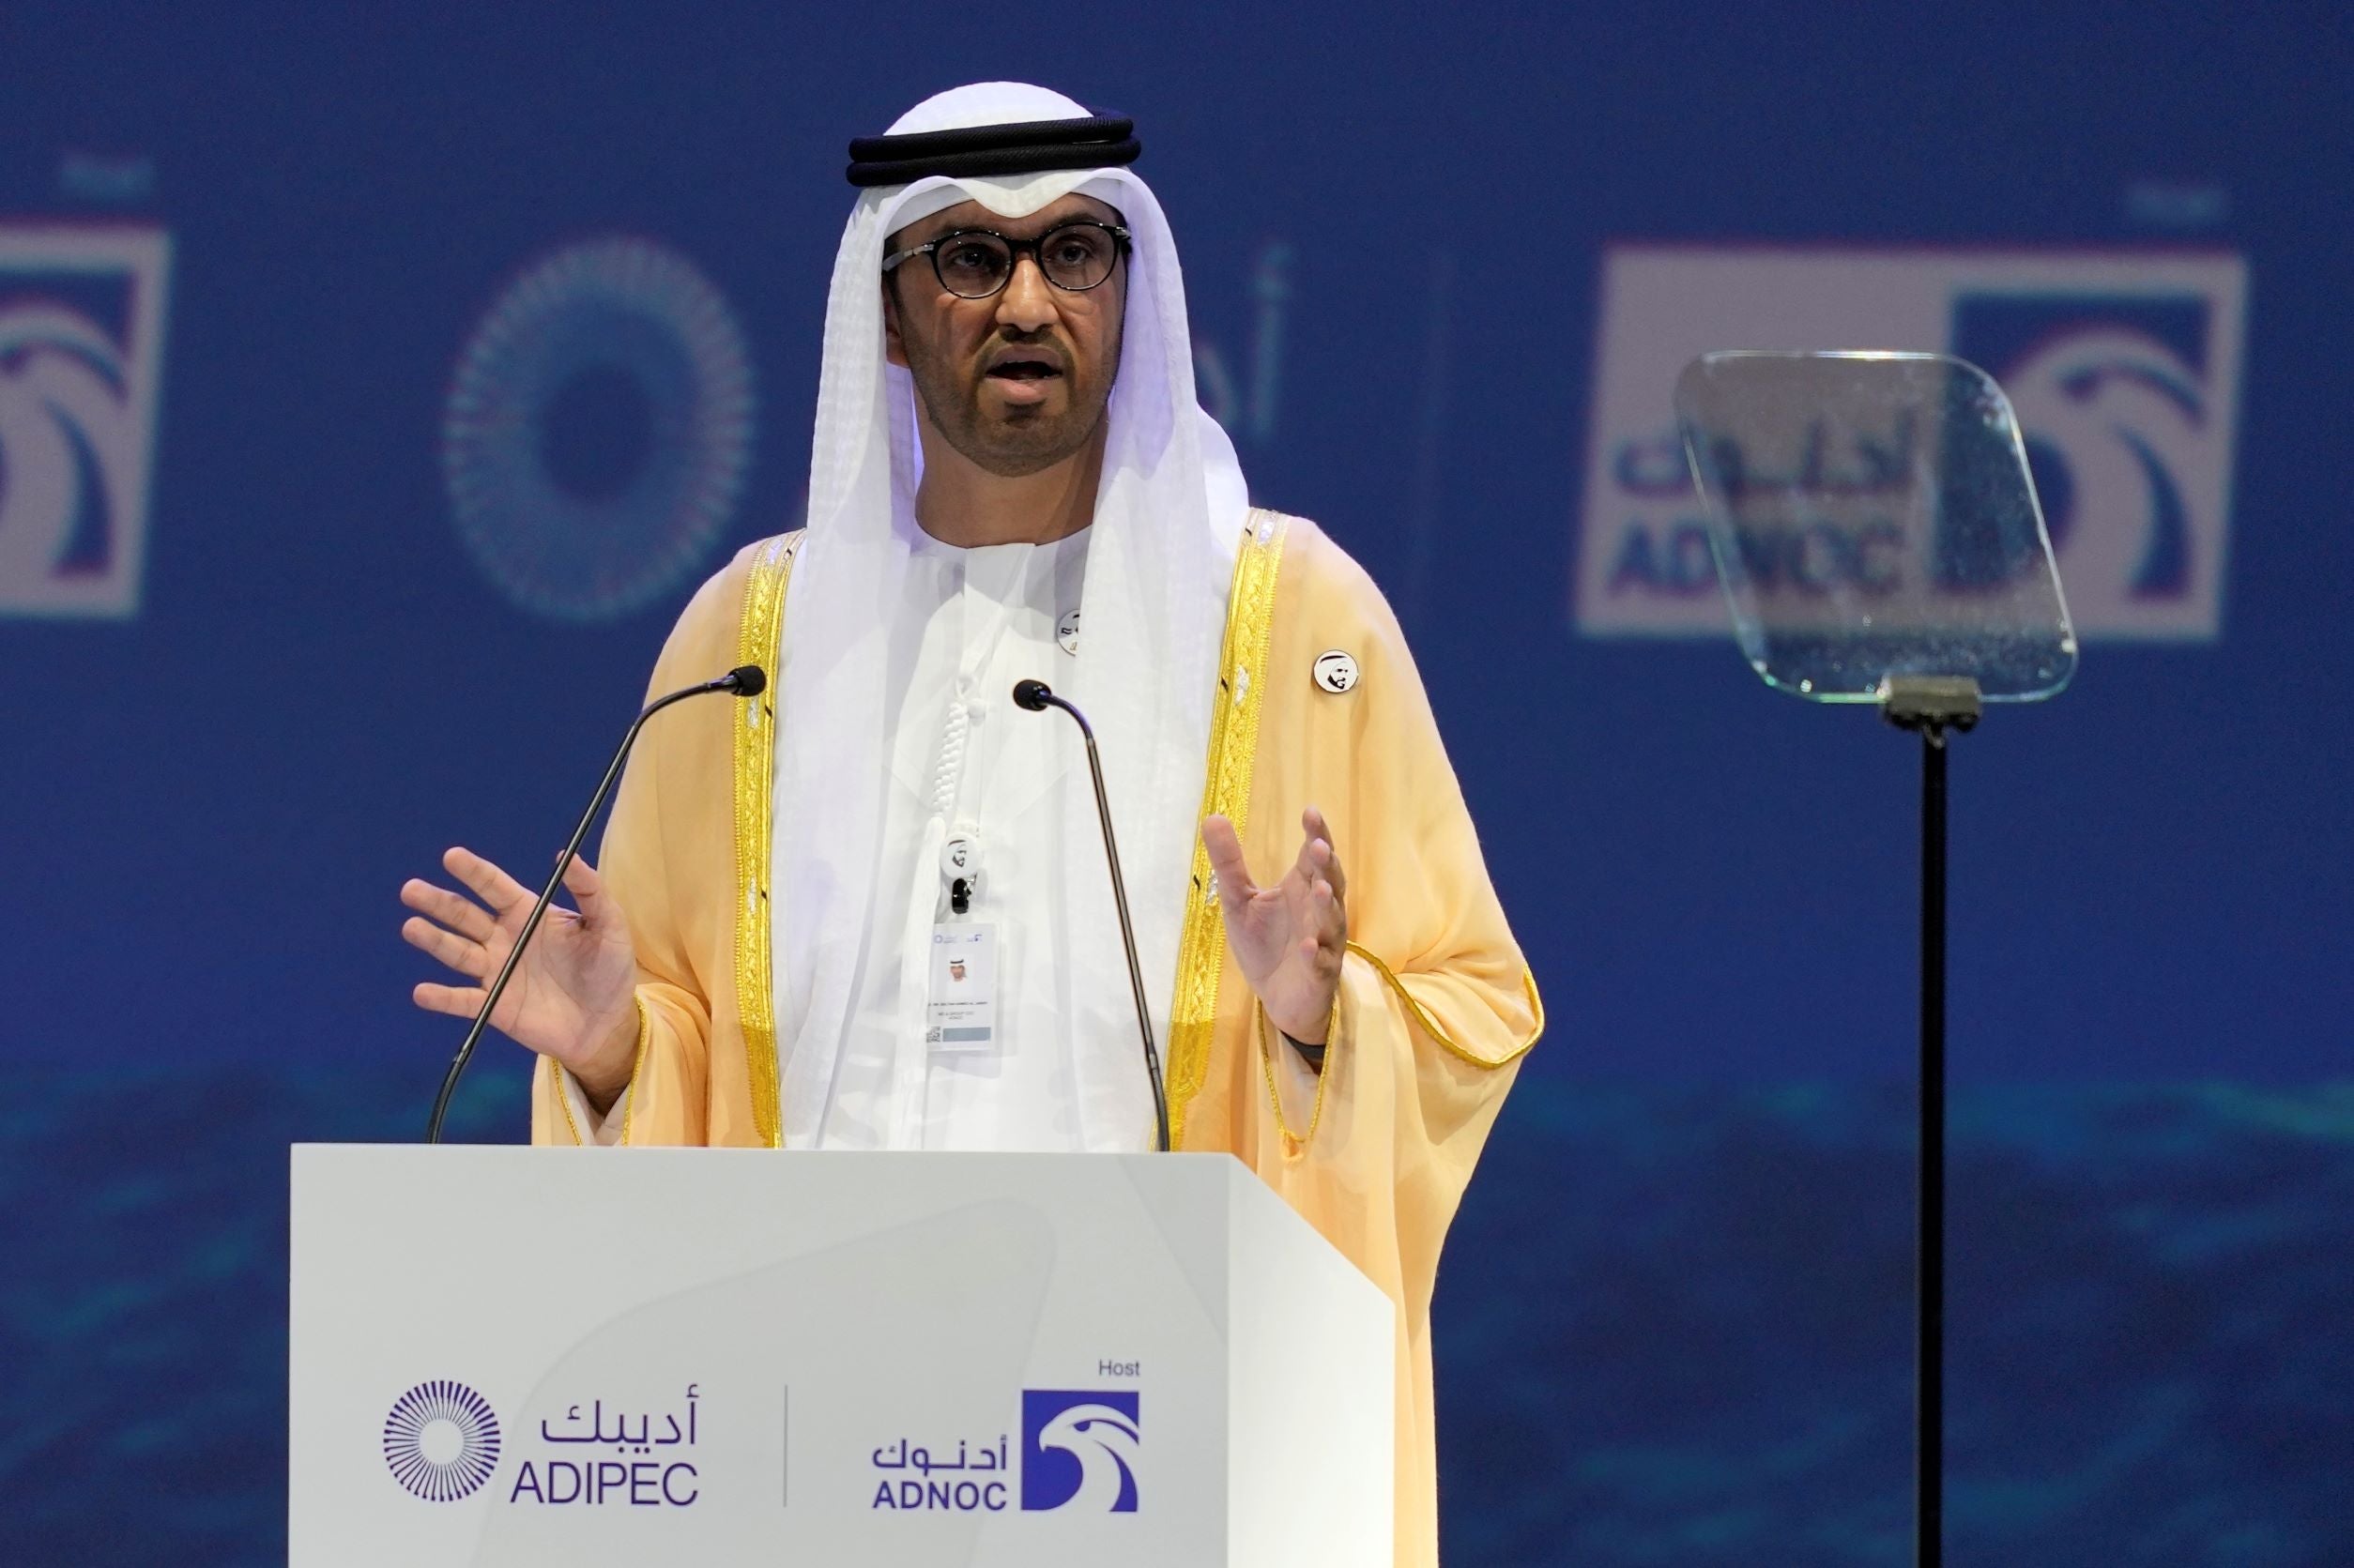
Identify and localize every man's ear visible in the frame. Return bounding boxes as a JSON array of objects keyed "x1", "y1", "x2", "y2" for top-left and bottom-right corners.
[{"x1": 881, "y1": 278, "x2": 910, "y2": 371}]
